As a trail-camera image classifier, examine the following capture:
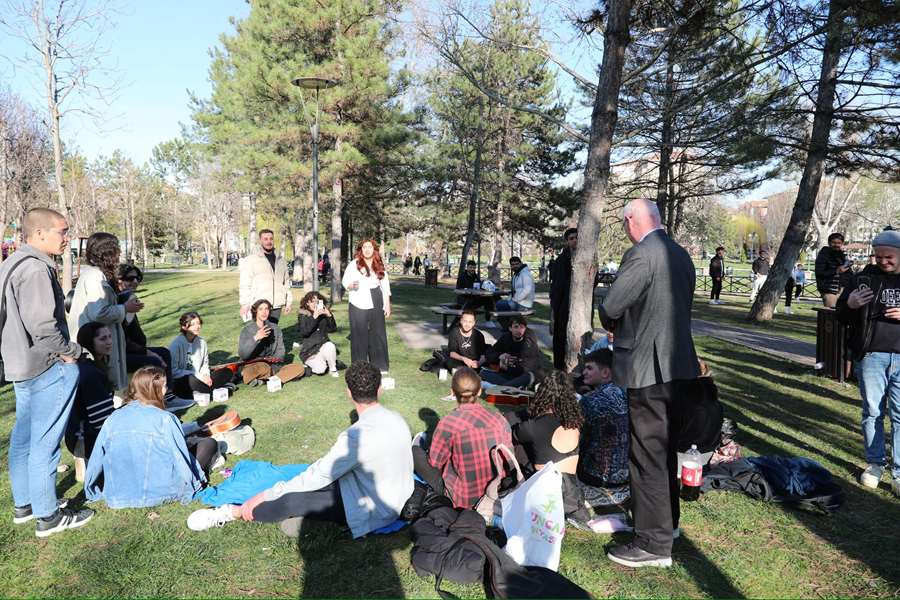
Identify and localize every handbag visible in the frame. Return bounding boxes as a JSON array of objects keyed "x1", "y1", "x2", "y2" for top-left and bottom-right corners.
[{"x1": 474, "y1": 444, "x2": 524, "y2": 525}]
